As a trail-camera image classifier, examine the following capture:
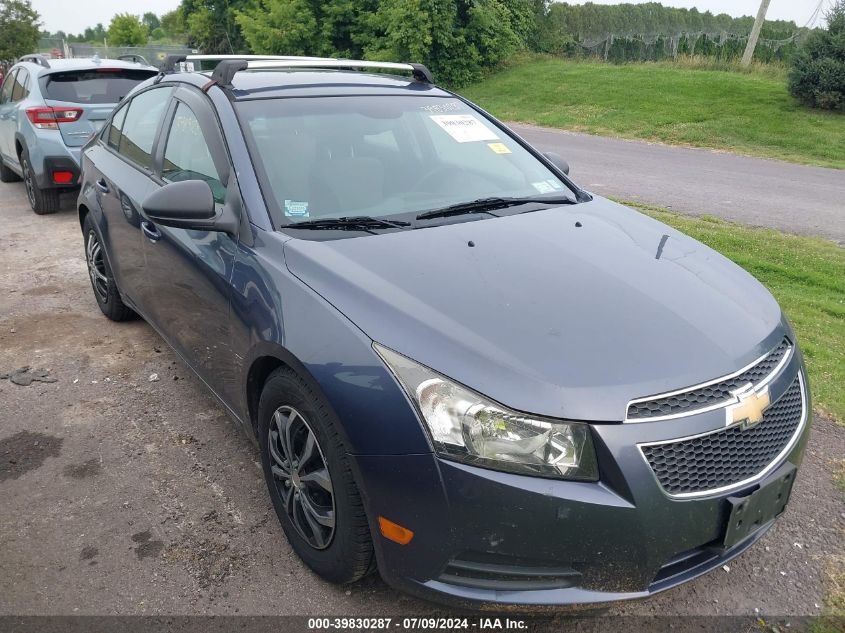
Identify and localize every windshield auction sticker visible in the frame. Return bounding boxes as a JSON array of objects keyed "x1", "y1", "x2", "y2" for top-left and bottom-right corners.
[{"x1": 429, "y1": 114, "x2": 499, "y2": 143}]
